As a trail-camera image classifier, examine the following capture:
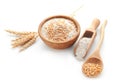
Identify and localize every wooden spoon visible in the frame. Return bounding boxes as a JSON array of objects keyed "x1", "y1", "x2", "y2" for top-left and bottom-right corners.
[
  {"x1": 82, "y1": 20, "x2": 107, "y2": 78},
  {"x1": 74, "y1": 18, "x2": 100, "y2": 60}
]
